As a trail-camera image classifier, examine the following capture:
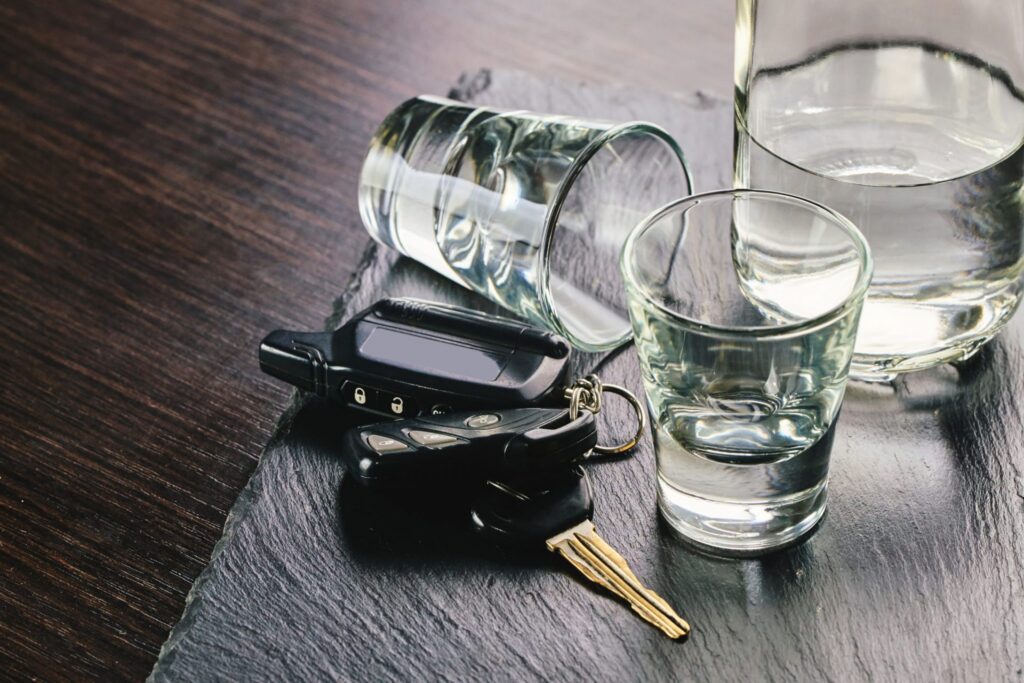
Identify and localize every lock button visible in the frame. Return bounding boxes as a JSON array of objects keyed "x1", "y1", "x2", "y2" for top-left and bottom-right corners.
[{"x1": 341, "y1": 381, "x2": 379, "y2": 411}]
